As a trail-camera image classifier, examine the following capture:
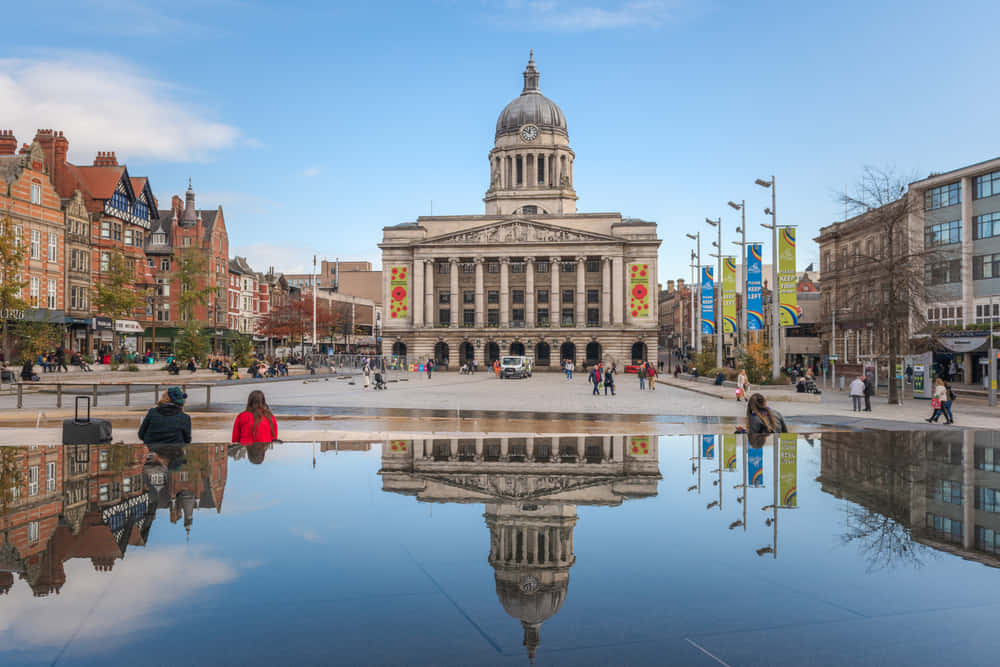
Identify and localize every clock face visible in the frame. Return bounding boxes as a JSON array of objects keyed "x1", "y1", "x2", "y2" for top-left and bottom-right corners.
[{"x1": 520, "y1": 124, "x2": 539, "y2": 142}]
